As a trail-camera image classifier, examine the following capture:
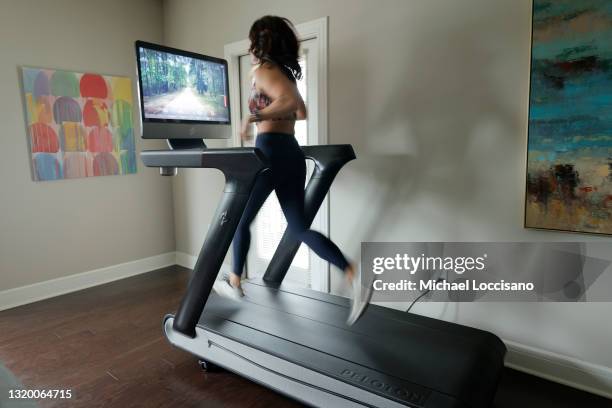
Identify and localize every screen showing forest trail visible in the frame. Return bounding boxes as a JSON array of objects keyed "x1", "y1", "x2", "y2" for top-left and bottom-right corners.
[{"x1": 139, "y1": 47, "x2": 229, "y2": 122}]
